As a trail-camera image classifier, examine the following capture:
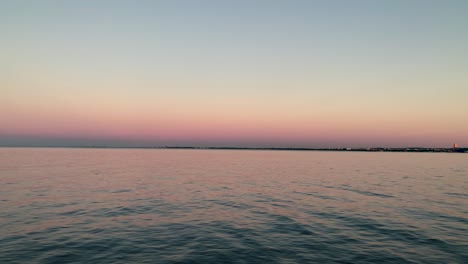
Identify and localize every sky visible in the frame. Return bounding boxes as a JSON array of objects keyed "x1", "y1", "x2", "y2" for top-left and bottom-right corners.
[{"x1": 1, "y1": 0, "x2": 467, "y2": 148}]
